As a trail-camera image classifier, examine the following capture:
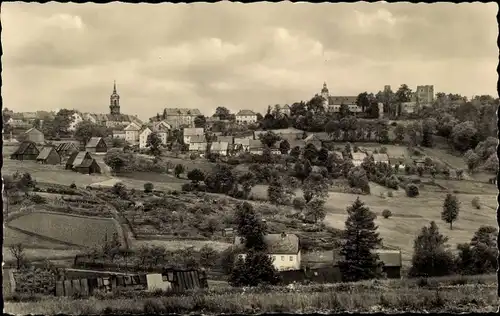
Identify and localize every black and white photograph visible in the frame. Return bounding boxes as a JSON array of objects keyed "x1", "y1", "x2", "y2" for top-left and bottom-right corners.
[{"x1": 2, "y1": 1, "x2": 499, "y2": 314}]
